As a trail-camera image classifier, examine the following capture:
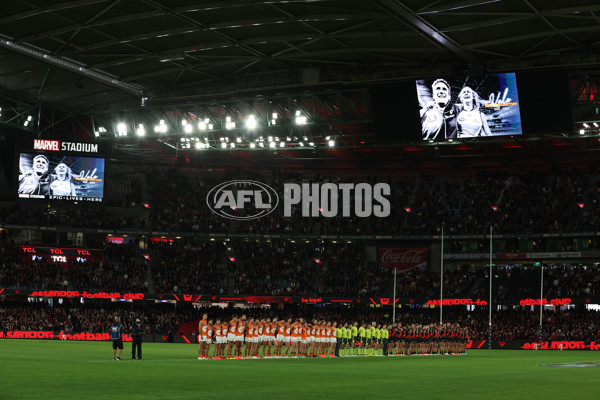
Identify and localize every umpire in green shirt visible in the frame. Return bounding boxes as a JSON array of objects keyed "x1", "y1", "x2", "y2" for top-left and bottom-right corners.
[{"x1": 335, "y1": 324, "x2": 344, "y2": 357}]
